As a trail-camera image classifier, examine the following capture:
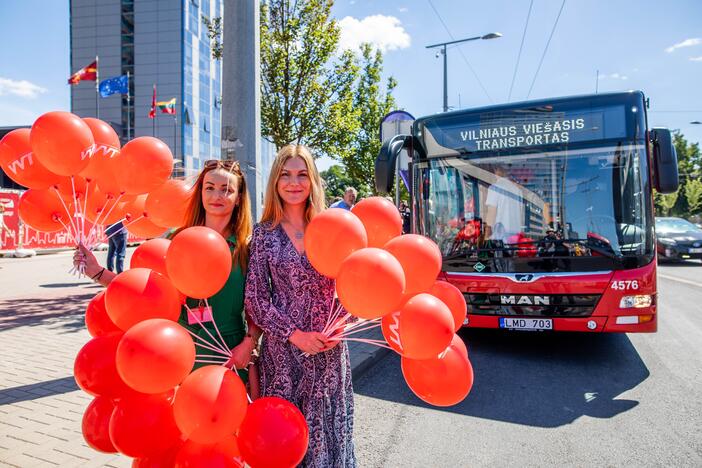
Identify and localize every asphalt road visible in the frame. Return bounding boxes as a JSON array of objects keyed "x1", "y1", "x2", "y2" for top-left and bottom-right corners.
[{"x1": 354, "y1": 261, "x2": 702, "y2": 467}]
